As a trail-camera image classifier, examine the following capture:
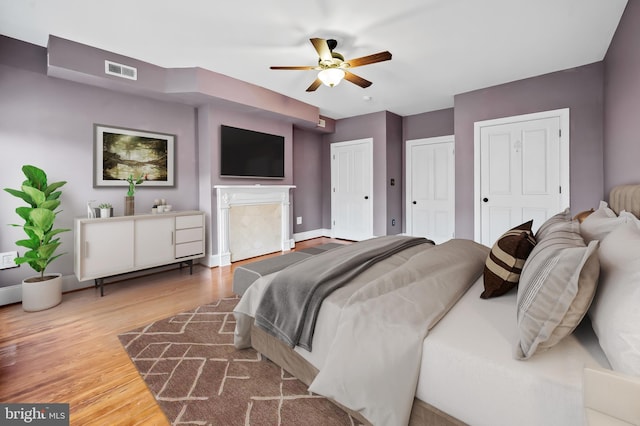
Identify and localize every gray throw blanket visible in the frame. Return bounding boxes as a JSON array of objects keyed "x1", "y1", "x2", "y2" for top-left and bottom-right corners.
[{"x1": 254, "y1": 235, "x2": 433, "y2": 351}]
